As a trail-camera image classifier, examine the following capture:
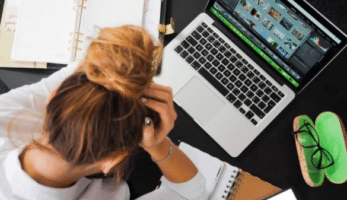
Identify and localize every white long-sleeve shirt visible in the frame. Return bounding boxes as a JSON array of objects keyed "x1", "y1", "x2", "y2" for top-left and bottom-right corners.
[{"x1": 0, "y1": 62, "x2": 207, "y2": 200}]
